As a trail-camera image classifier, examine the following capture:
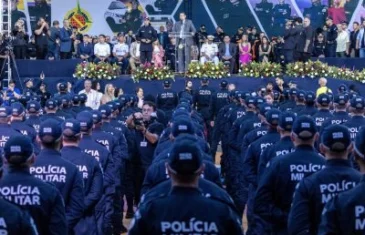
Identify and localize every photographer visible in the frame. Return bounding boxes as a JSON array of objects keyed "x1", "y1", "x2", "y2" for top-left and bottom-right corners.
[
  {"x1": 126, "y1": 101, "x2": 164, "y2": 204},
  {"x1": 13, "y1": 19, "x2": 29, "y2": 59}
]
